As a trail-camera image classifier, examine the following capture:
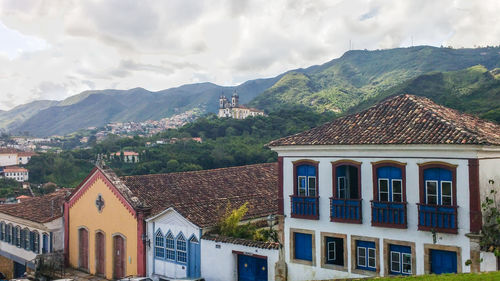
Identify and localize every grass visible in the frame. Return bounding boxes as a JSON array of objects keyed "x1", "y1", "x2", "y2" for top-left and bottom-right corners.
[{"x1": 324, "y1": 271, "x2": 500, "y2": 281}]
